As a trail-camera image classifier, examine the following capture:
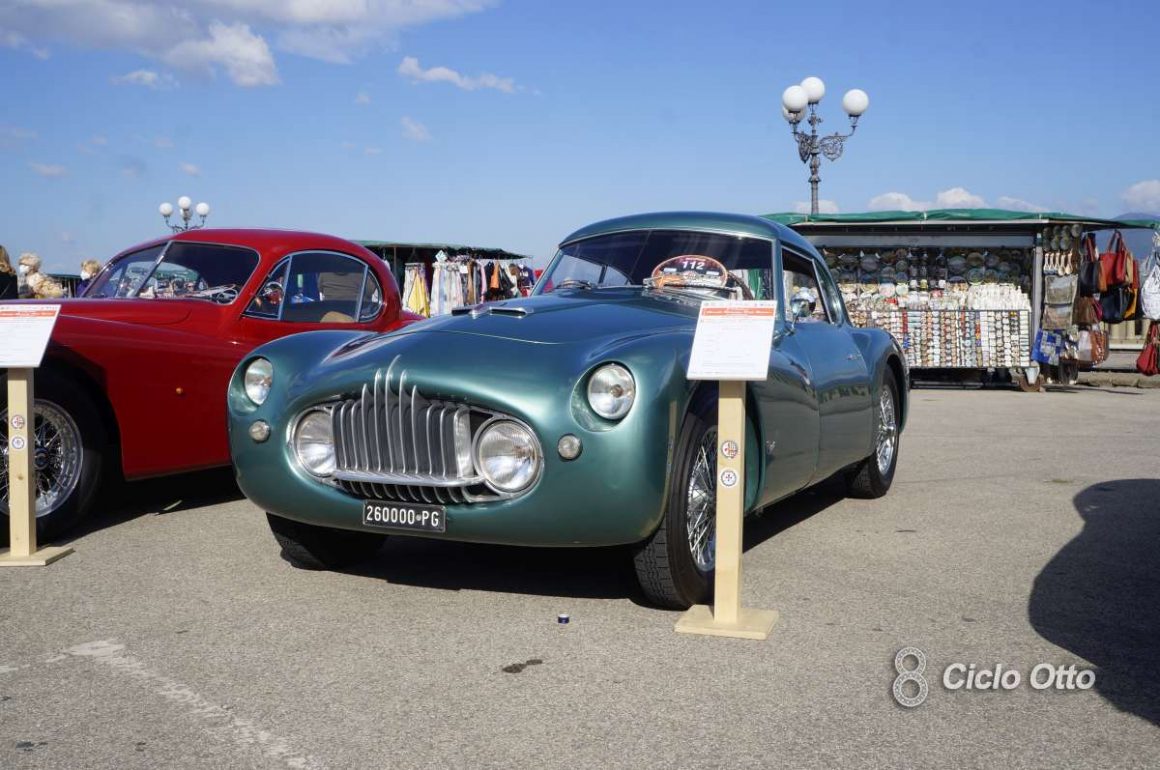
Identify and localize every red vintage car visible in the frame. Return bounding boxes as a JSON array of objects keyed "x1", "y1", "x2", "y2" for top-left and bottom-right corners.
[{"x1": 1, "y1": 228, "x2": 418, "y2": 539}]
